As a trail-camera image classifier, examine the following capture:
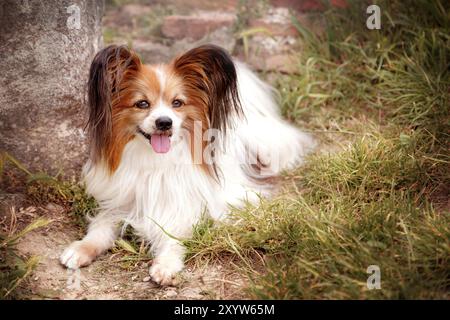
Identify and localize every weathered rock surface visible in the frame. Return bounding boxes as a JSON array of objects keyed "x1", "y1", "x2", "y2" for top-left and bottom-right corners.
[
  {"x1": 271, "y1": 0, "x2": 348, "y2": 12},
  {"x1": 0, "y1": 0, "x2": 104, "y2": 176},
  {"x1": 165, "y1": 0, "x2": 238, "y2": 12},
  {"x1": 132, "y1": 40, "x2": 174, "y2": 64},
  {"x1": 161, "y1": 12, "x2": 236, "y2": 40}
]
